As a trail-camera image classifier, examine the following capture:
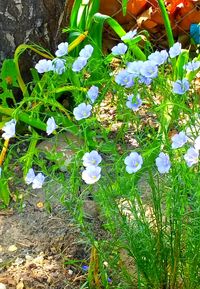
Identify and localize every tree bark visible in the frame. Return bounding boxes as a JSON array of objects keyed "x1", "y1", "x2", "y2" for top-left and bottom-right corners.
[{"x1": 0, "y1": 0, "x2": 73, "y2": 62}]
